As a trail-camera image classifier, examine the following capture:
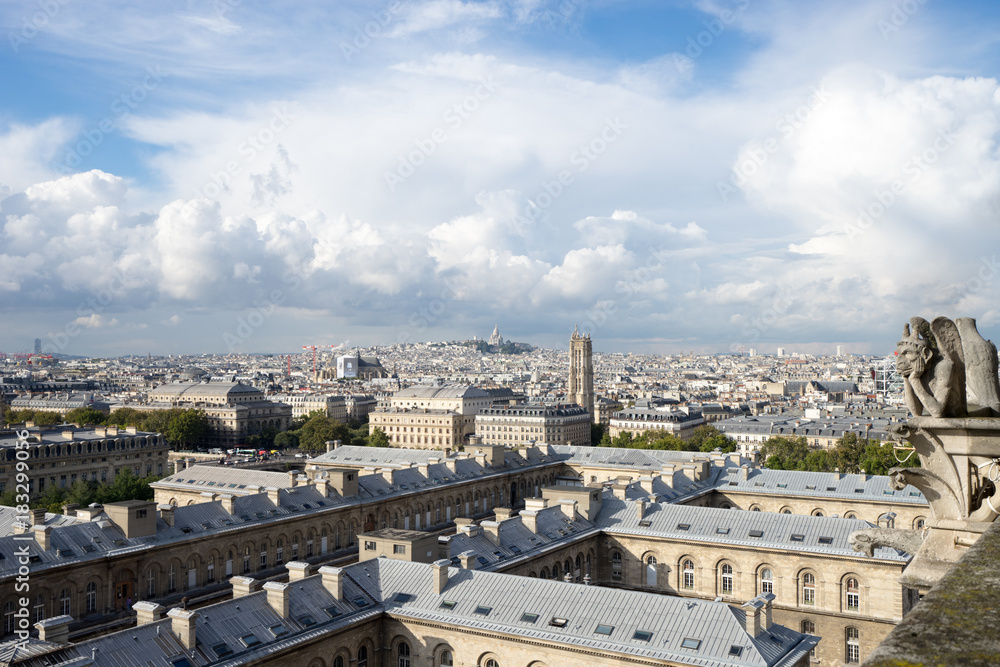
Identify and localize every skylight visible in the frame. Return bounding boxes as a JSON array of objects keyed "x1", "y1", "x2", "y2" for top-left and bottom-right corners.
[
  {"x1": 749, "y1": 529, "x2": 763, "y2": 538},
  {"x1": 790, "y1": 534, "x2": 804, "y2": 542},
  {"x1": 394, "y1": 593, "x2": 414, "y2": 603},
  {"x1": 325, "y1": 606, "x2": 341, "y2": 618},
  {"x1": 520, "y1": 612, "x2": 539, "y2": 623},
  {"x1": 676, "y1": 523, "x2": 690, "y2": 531},
  {"x1": 549, "y1": 617, "x2": 568, "y2": 627},
  {"x1": 211, "y1": 643, "x2": 232, "y2": 658},
  {"x1": 717, "y1": 527, "x2": 730, "y2": 535},
  {"x1": 633, "y1": 630, "x2": 653, "y2": 642},
  {"x1": 818, "y1": 536, "x2": 833, "y2": 545},
  {"x1": 595, "y1": 624, "x2": 614, "y2": 636},
  {"x1": 440, "y1": 600, "x2": 456, "y2": 610},
  {"x1": 729, "y1": 645, "x2": 744, "y2": 657},
  {"x1": 352, "y1": 596, "x2": 370, "y2": 607},
  {"x1": 270, "y1": 624, "x2": 288, "y2": 636},
  {"x1": 473, "y1": 605, "x2": 492, "y2": 616},
  {"x1": 240, "y1": 633, "x2": 261, "y2": 648},
  {"x1": 298, "y1": 615, "x2": 316, "y2": 627},
  {"x1": 680, "y1": 638, "x2": 702, "y2": 650}
]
